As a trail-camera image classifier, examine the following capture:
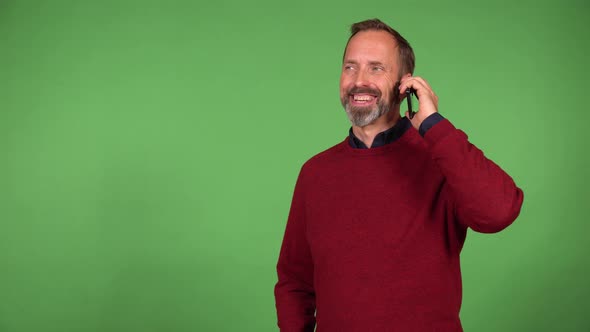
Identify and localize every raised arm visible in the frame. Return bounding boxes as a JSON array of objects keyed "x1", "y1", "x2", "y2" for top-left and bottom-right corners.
[
  {"x1": 423, "y1": 119, "x2": 524, "y2": 232},
  {"x1": 400, "y1": 76, "x2": 524, "y2": 233}
]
